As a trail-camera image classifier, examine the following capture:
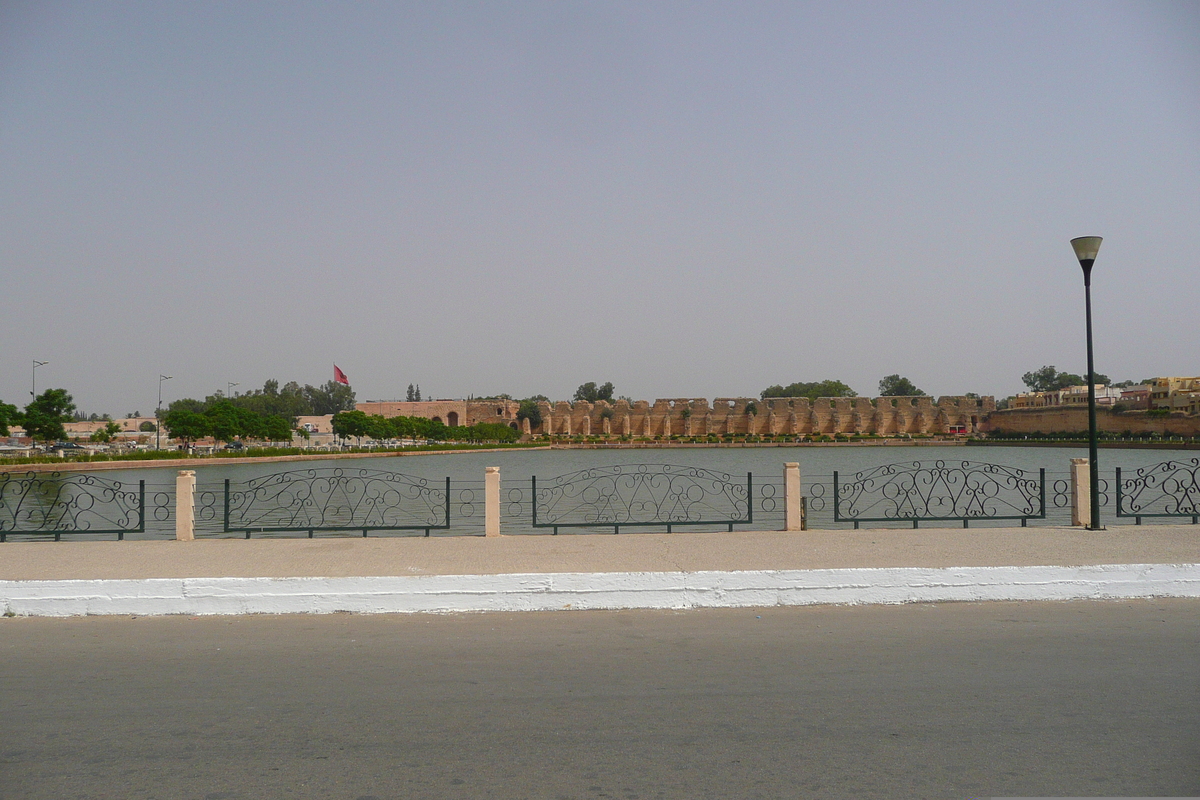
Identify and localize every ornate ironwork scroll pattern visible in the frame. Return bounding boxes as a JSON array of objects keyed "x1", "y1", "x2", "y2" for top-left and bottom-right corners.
[
  {"x1": 533, "y1": 464, "x2": 749, "y2": 529},
  {"x1": 835, "y1": 460, "x2": 1044, "y2": 524},
  {"x1": 0, "y1": 471, "x2": 144, "y2": 540},
  {"x1": 1117, "y1": 459, "x2": 1200, "y2": 519},
  {"x1": 224, "y1": 468, "x2": 448, "y2": 533}
]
